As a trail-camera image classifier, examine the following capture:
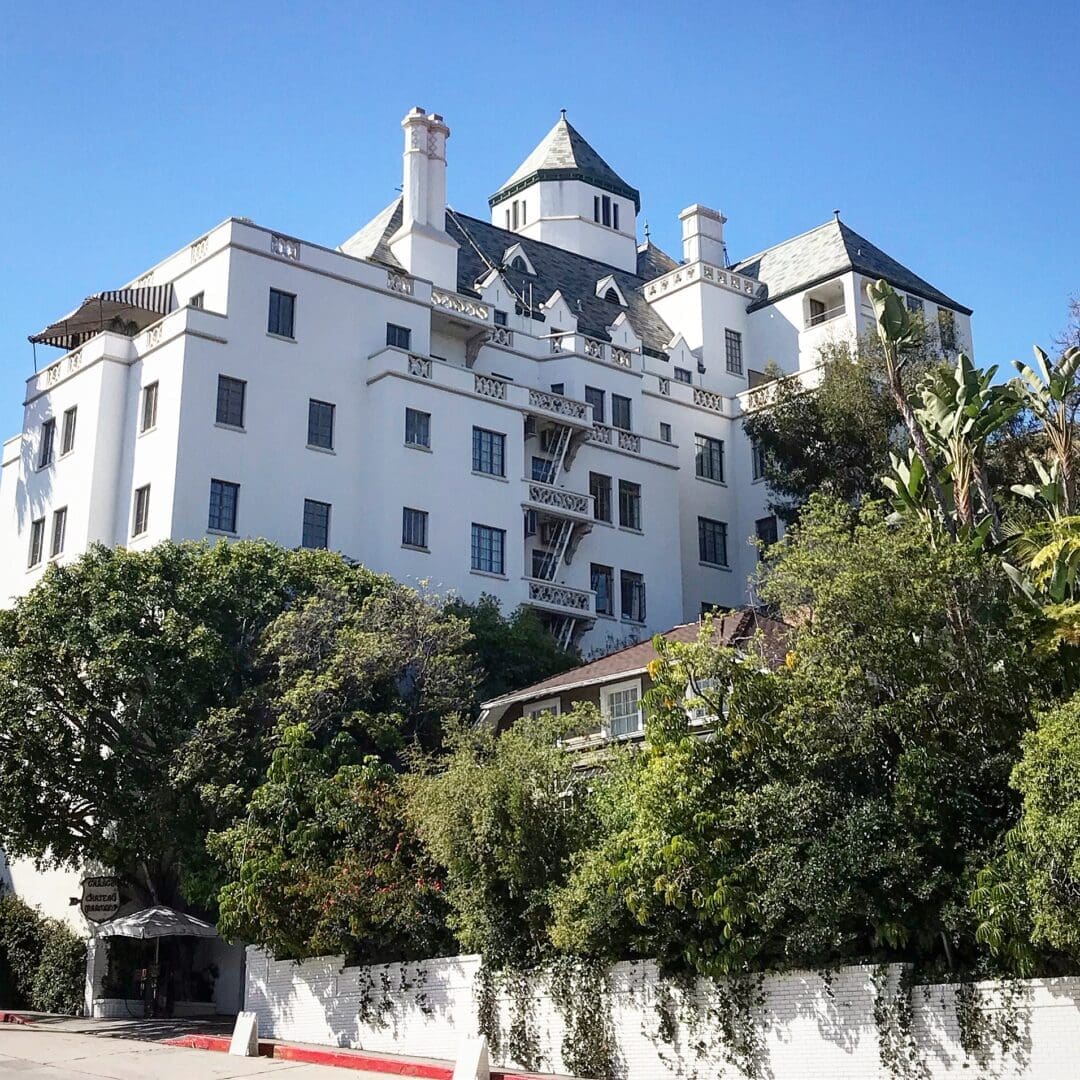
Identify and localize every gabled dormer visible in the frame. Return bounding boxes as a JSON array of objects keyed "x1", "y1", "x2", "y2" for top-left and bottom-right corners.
[
  {"x1": 488, "y1": 112, "x2": 639, "y2": 272},
  {"x1": 595, "y1": 275, "x2": 627, "y2": 306},
  {"x1": 501, "y1": 242, "x2": 536, "y2": 276}
]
